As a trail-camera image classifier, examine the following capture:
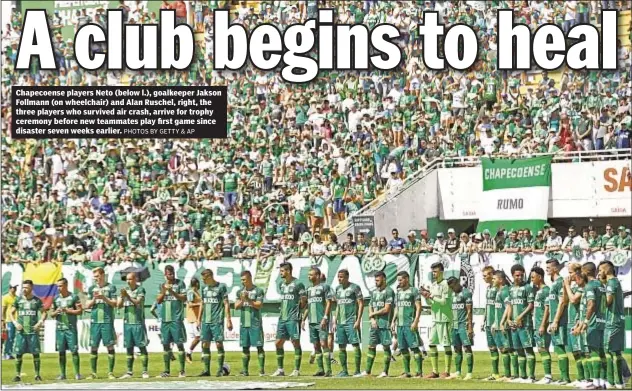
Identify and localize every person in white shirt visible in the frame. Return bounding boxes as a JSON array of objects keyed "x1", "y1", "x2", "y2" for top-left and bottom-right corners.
[
  {"x1": 432, "y1": 233, "x2": 447, "y2": 254},
  {"x1": 561, "y1": 226, "x2": 588, "y2": 251},
  {"x1": 310, "y1": 234, "x2": 327, "y2": 256},
  {"x1": 385, "y1": 171, "x2": 403, "y2": 195},
  {"x1": 545, "y1": 227, "x2": 563, "y2": 251}
]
